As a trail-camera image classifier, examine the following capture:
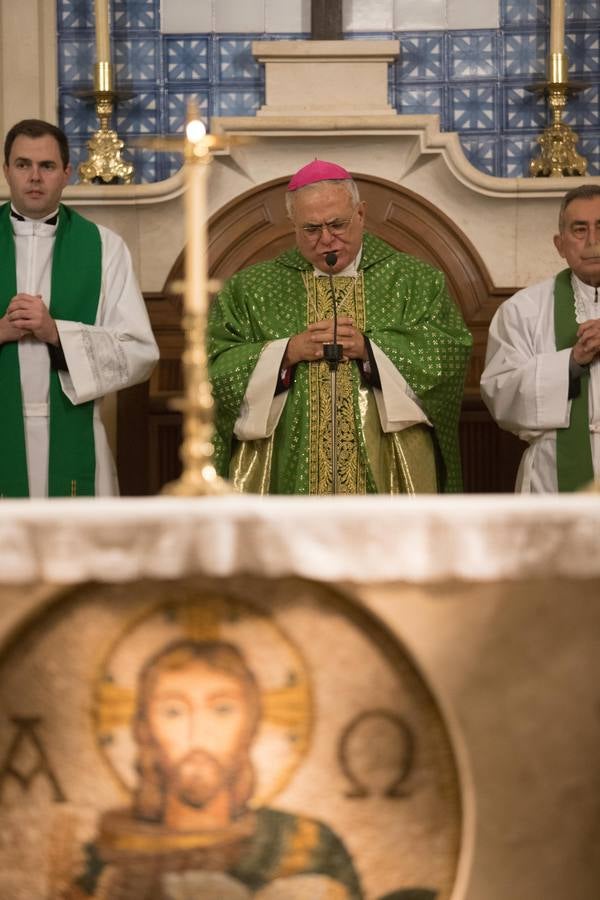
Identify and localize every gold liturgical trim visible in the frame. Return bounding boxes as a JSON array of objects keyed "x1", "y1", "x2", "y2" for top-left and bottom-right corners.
[
  {"x1": 360, "y1": 388, "x2": 438, "y2": 494},
  {"x1": 229, "y1": 434, "x2": 274, "y2": 493},
  {"x1": 305, "y1": 273, "x2": 367, "y2": 494}
]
